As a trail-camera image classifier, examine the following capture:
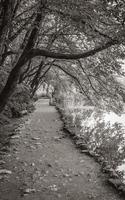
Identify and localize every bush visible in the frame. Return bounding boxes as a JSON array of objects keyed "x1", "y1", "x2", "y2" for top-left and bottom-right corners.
[
  {"x1": 6, "y1": 84, "x2": 29, "y2": 117},
  {"x1": 0, "y1": 84, "x2": 35, "y2": 122},
  {"x1": 56, "y1": 91, "x2": 125, "y2": 172},
  {"x1": 80, "y1": 121, "x2": 125, "y2": 169}
]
